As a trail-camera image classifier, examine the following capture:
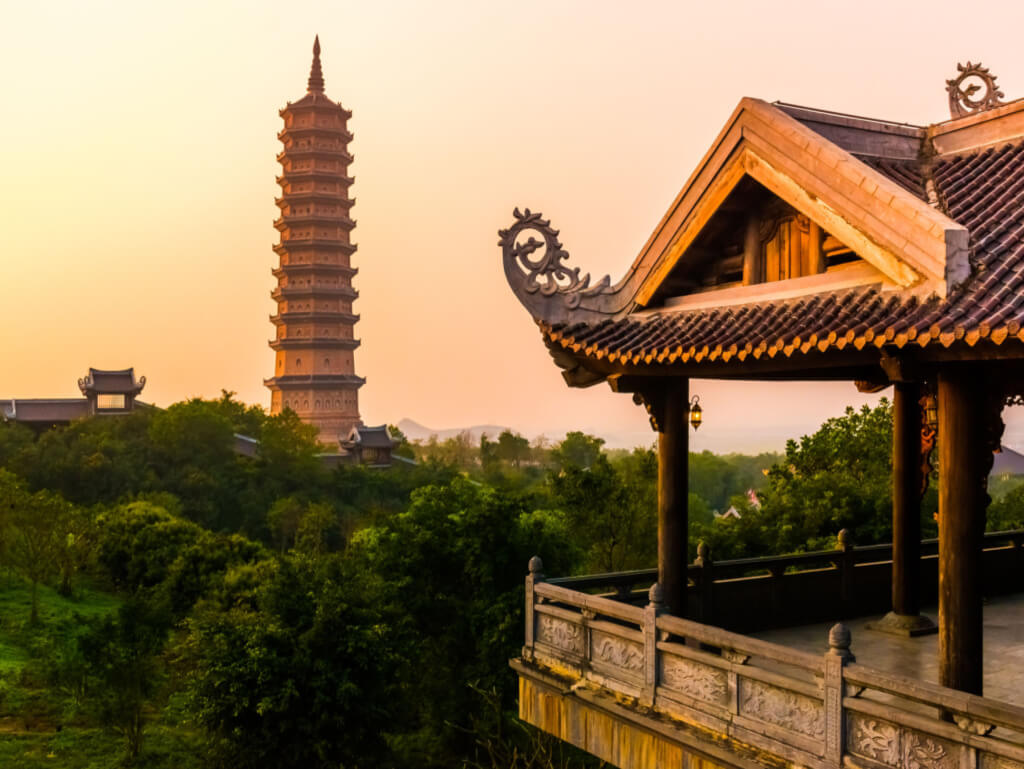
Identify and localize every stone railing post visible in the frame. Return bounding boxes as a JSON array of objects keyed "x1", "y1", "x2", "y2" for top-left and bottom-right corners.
[
  {"x1": 824, "y1": 623, "x2": 854, "y2": 766},
  {"x1": 525, "y1": 556, "x2": 544, "y2": 658},
  {"x1": 642, "y1": 582, "x2": 664, "y2": 707},
  {"x1": 837, "y1": 529, "x2": 854, "y2": 616},
  {"x1": 694, "y1": 542, "x2": 714, "y2": 624}
]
